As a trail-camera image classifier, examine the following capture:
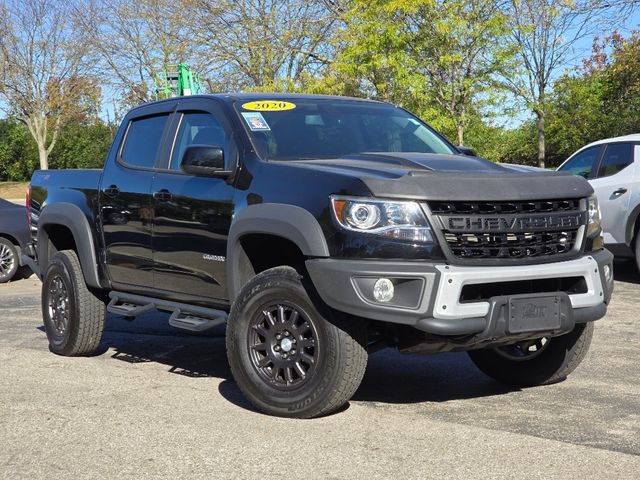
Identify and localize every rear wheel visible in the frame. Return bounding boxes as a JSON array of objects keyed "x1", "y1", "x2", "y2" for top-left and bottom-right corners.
[
  {"x1": 0, "y1": 238, "x2": 19, "y2": 283},
  {"x1": 468, "y1": 322, "x2": 594, "y2": 387},
  {"x1": 42, "y1": 250, "x2": 106, "y2": 356},
  {"x1": 226, "y1": 266, "x2": 368, "y2": 418}
]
